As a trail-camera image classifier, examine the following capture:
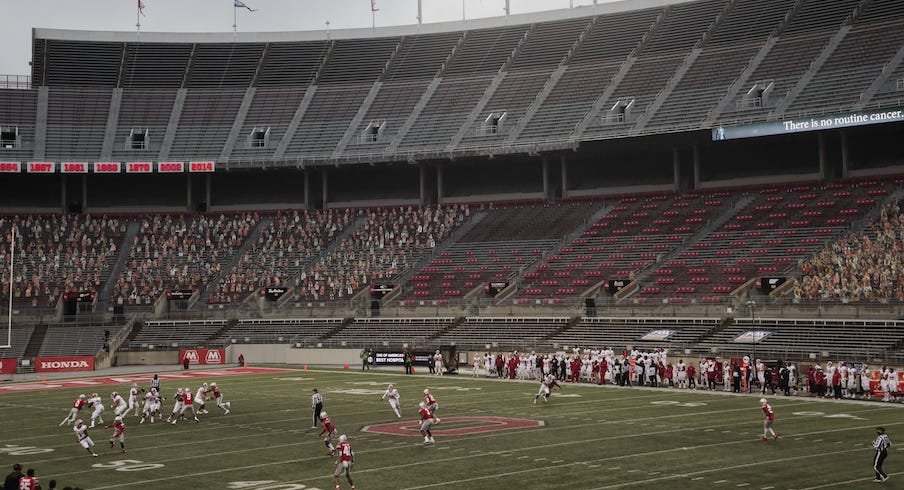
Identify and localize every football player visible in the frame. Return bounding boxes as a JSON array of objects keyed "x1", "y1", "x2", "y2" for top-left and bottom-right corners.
[
  {"x1": 106, "y1": 415, "x2": 127, "y2": 453},
  {"x1": 140, "y1": 388, "x2": 161, "y2": 424},
  {"x1": 210, "y1": 382, "x2": 231, "y2": 414},
  {"x1": 533, "y1": 374, "x2": 561, "y2": 404},
  {"x1": 418, "y1": 402, "x2": 440, "y2": 445},
  {"x1": 319, "y1": 410, "x2": 338, "y2": 455},
  {"x1": 194, "y1": 383, "x2": 210, "y2": 415},
  {"x1": 166, "y1": 388, "x2": 184, "y2": 423},
  {"x1": 59, "y1": 394, "x2": 87, "y2": 427},
  {"x1": 73, "y1": 419, "x2": 98, "y2": 457},
  {"x1": 381, "y1": 384, "x2": 401, "y2": 418},
  {"x1": 760, "y1": 398, "x2": 778, "y2": 441},
  {"x1": 423, "y1": 389, "x2": 438, "y2": 413},
  {"x1": 127, "y1": 383, "x2": 144, "y2": 416},
  {"x1": 87, "y1": 393, "x2": 105, "y2": 428},
  {"x1": 179, "y1": 386, "x2": 200, "y2": 423},
  {"x1": 110, "y1": 392, "x2": 127, "y2": 417},
  {"x1": 333, "y1": 434, "x2": 356, "y2": 490}
]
